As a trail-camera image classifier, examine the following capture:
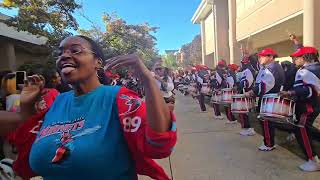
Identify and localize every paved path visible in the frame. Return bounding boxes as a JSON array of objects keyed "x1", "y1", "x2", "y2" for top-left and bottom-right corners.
[{"x1": 140, "y1": 92, "x2": 320, "y2": 180}]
